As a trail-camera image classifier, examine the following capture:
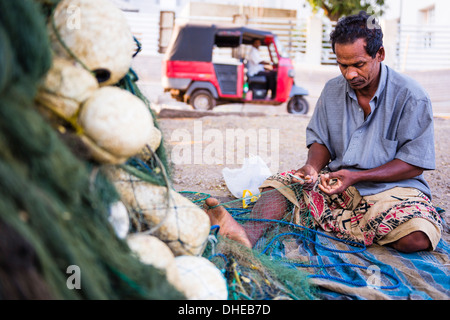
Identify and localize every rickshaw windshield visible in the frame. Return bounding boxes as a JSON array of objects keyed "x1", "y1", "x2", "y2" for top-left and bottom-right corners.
[{"x1": 274, "y1": 36, "x2": 289, "y2": 58}]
